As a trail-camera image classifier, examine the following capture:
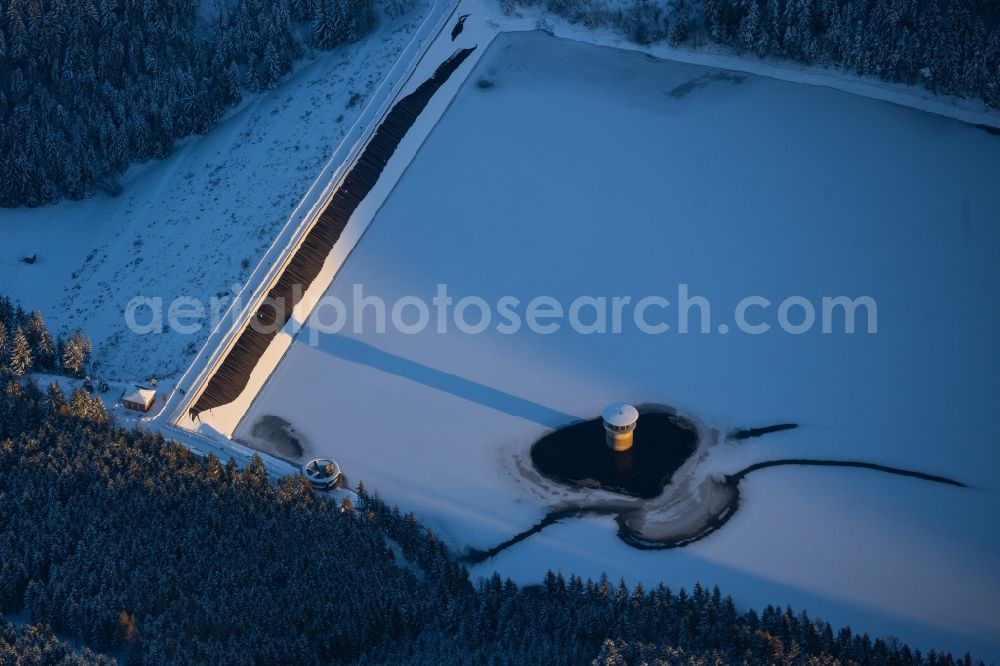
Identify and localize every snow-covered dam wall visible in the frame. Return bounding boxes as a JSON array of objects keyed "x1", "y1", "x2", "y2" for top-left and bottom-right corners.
[{"x1": 190, "y1": 46, "x2": 477, "y2": 420}]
